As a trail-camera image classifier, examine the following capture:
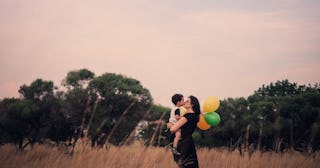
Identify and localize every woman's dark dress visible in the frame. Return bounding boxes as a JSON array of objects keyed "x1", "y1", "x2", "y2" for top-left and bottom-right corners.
[{"x1": 174, "y1": 113, "x2": 199, "y2": 168}]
